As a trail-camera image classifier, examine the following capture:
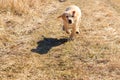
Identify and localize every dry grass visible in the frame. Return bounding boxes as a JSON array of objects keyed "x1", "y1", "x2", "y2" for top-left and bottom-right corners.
[
  {"x1": 0, "y1": 0, "x2": 120, "y2": 80},
  {"x1": 108, "y1": 0, "x2": 120, "y2": 13},
  {"x1": 0, "y1": 0, "x2": 50, "y2": 15}
]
